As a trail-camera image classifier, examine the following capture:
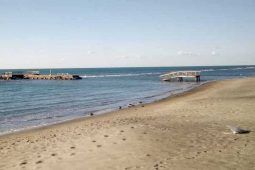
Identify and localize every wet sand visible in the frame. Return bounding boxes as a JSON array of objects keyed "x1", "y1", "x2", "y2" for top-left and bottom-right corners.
[{"x1": 0, "y1": 77, "x2": 255, "y2": 170}]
